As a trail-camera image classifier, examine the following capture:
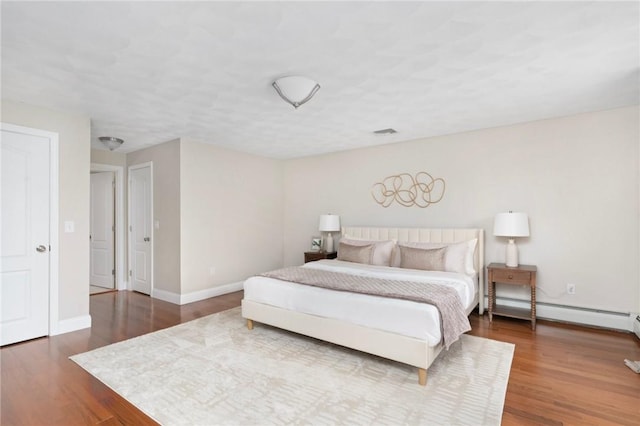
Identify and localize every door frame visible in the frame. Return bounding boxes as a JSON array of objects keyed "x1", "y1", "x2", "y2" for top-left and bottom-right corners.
[
  {"x1": 127, "y1": 162, "x2": 153, "y2": 293},
  {"x1": 90, "y1": 163, "x2": 125, "y2": 290},
  {"x1": 0, "y1": 122, "x2": 59, "y2": 336}
]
